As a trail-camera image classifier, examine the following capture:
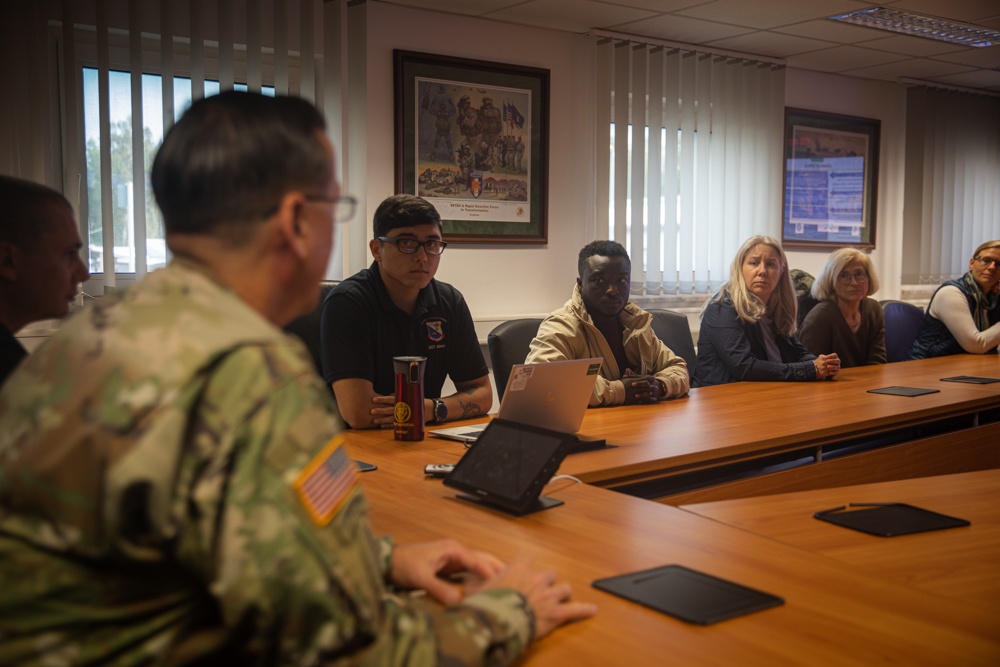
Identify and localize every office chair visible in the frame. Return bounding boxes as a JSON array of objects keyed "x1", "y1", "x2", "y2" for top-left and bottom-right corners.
[
  {"x1": 879, "y1": 300, "x2": 924, "y2": 363},
  {"x1": 647, "y1": 309, "x2": 698, "y2": 376},
  {"x1": 487, "y1": 318, "x2": 543, "y2": 402},
  {"x1": 284, "y1": 281, "x2": 339, "y2": 378},
  {"x1": 791, "y1": 268, "x2": 819, "y2": 327}
]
